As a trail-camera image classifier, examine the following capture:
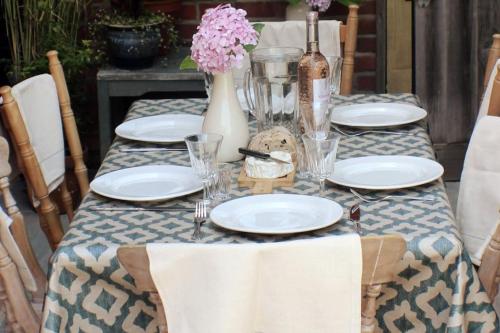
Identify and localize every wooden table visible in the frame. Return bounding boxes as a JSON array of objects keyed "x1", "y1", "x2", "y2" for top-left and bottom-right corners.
[
  {"x1": 96, "y1": 47, "x2": 204, "y2": 159},
  {"x1": 41, "y1": 95, "x2": 499, "y2": 332}
]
